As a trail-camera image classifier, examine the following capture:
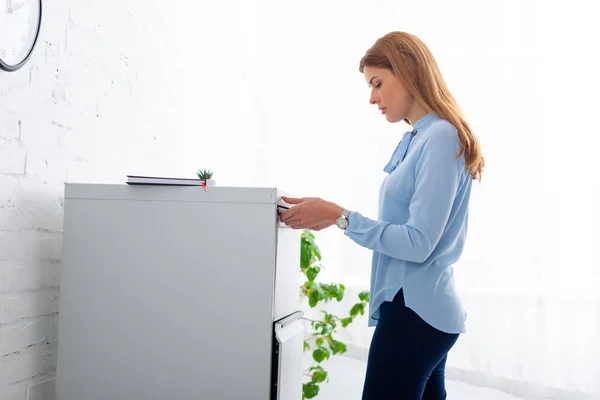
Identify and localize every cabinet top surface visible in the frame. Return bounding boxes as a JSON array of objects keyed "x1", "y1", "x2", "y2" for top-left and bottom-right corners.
[{"x1": 64, "y1": 183, "x2": 292, "y2": 204}]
